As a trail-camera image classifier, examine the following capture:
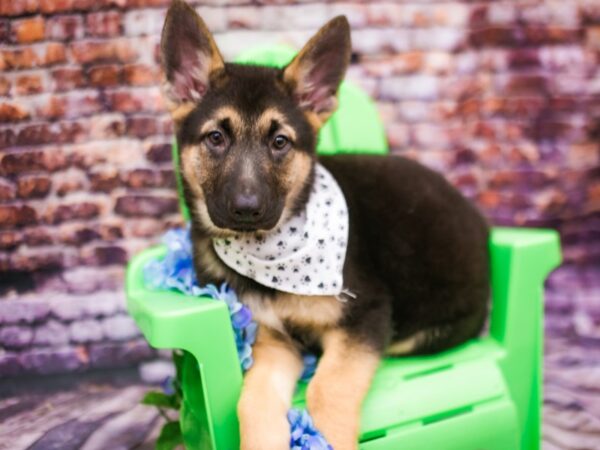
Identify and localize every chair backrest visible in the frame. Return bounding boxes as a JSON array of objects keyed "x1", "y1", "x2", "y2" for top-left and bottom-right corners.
[{"x1": 172, "y1": 45, "x2": 389, "y2": 221}]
